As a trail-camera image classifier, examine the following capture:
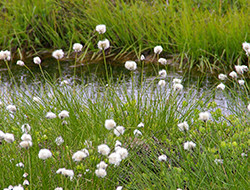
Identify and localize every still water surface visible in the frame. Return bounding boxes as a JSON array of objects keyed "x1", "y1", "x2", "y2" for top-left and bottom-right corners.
[{"x1": 0, "y1": 58, "x2": 247, "y2": 114}]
